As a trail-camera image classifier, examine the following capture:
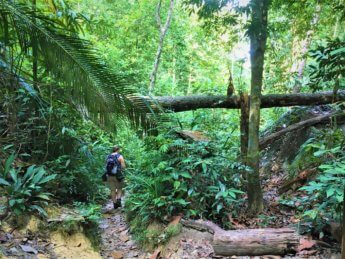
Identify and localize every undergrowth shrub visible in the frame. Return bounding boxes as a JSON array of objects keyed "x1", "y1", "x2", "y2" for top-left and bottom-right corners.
[
  {"x1": 0, "y1": 154, "x2": 56, "y2": 217},
  {"x1": 280, "y1": 127, "x2": 344, "y2": 233},
  {"x1": 45, "y1": 122, "x2": 113, "y2": 203},
  {"x1": 125, "y1": 130, "x2": 244, "y2": 241}
]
